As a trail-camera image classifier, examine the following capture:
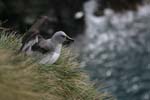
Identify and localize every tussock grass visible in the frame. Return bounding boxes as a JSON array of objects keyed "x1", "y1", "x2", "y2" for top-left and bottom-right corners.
[{"x1": 0, "y1": 33, "x2": 113, "y2": 100}]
